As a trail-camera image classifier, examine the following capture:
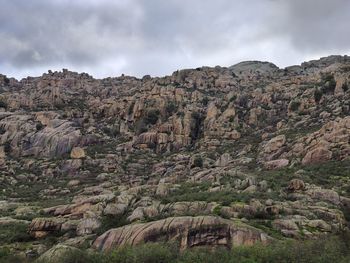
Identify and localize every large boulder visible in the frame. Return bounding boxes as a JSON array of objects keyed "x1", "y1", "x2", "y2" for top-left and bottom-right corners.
[
  {"x1": 263, "y1": 135, "x2": 286, "y2": 153},
  {"x1": 302, "y1": 147, "x2": 332, "y2": 165},
  {"x1": 287, "y1": 179, "x2": 305, "y2": 192},
  {"x1": 28, "y1": 218, "x2": 65, "y2": 238},
  {"x1": 92, "y1": 216, "x2": 270, "y2": 251}
]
